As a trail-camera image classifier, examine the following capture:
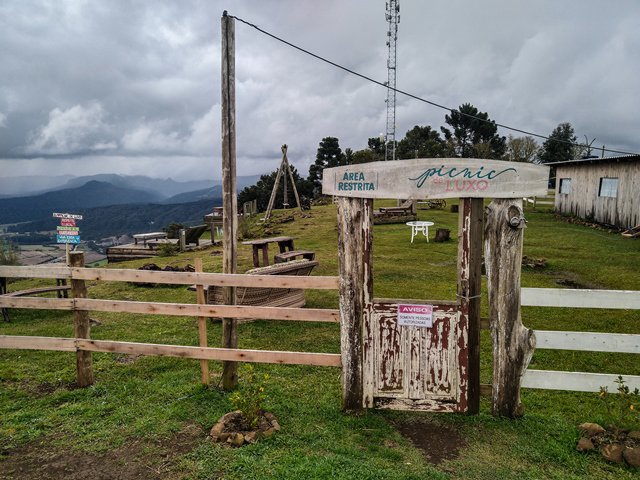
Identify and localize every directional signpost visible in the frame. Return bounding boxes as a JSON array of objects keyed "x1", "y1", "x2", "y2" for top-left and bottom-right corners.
[{"x1": 53, "y1": 213, "x2": 83, "y2": 264}]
